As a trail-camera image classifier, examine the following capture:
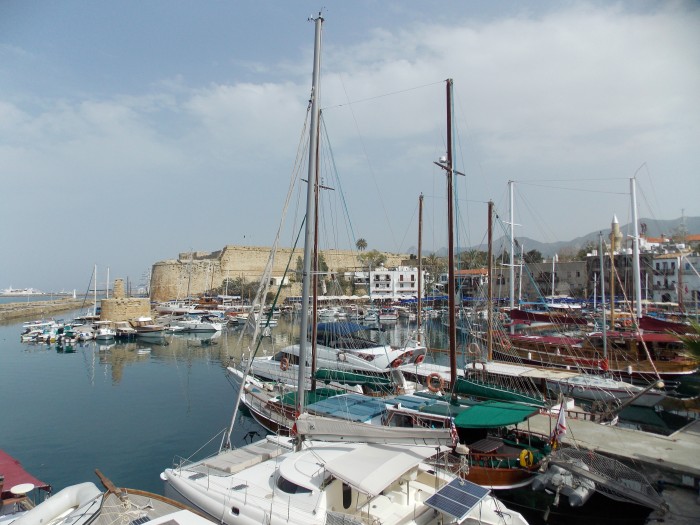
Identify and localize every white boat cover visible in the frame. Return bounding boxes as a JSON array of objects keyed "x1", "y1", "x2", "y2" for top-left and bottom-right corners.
[
  {"x1": 296, "y1": 413, "x2": 452, "y2": 446},
  {"x1": 321, "y1": 443, "x2": 444, "y2": 497}
]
